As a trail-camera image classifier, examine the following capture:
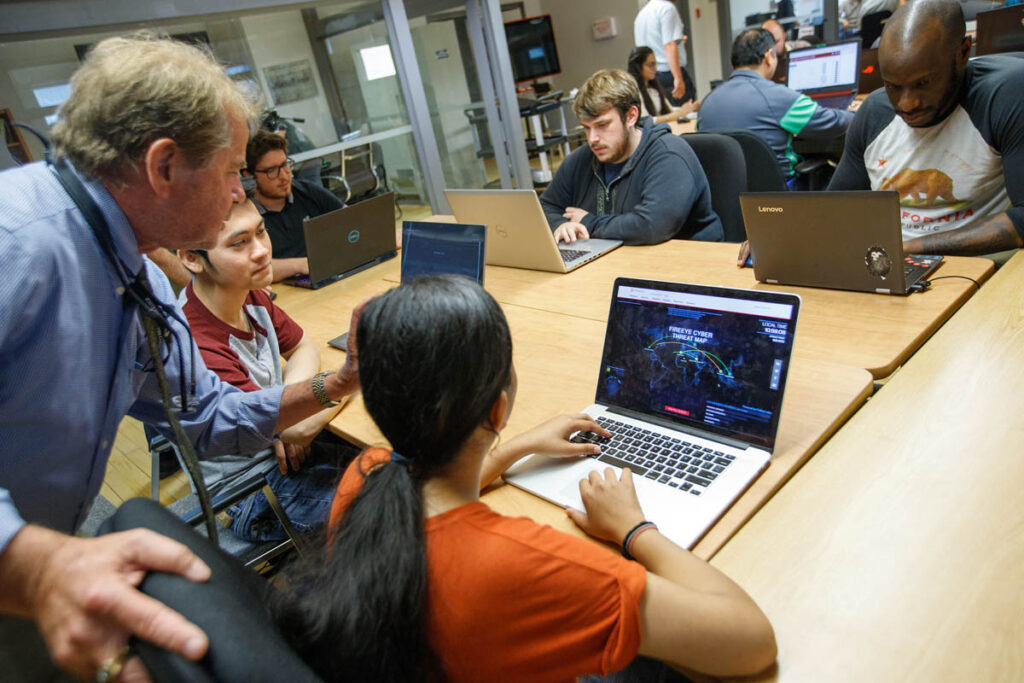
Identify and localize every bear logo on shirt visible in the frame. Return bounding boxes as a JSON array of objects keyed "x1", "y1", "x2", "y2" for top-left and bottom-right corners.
[{"x1": 879, "y1": 168, "x2": 961, "y2": 208}]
